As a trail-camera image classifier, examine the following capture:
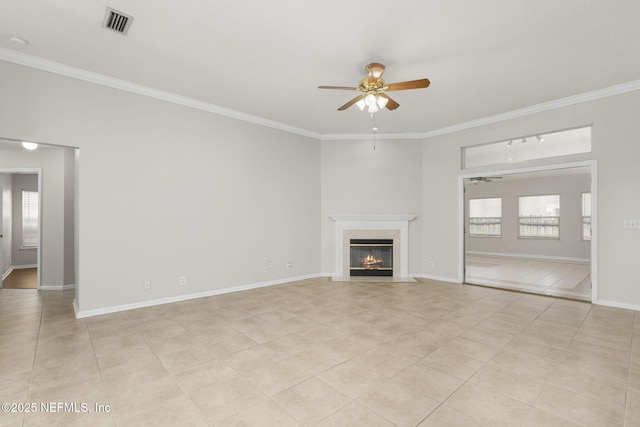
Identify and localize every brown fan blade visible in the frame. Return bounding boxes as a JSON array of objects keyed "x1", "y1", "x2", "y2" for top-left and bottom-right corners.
[
  {"x1": 337, "y1": 94, "x2": 364, "y2": 111},
  {"x1": 384, "y1": 78, "x2": 430, "y2": 91},
  {"x1": 318, "y1": 85, "x2": 360, "y2": 91},
  {"x1": 378, "y1": 93, "x2": 400, "y2": 110}
]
